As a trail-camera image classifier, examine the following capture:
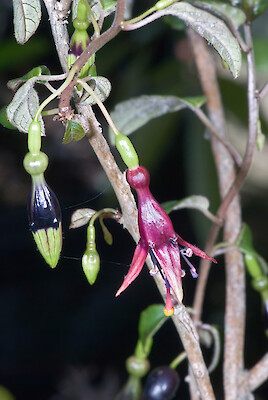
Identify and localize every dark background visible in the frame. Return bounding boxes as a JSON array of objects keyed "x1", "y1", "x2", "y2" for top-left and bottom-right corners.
[{"x1": 0, "y1": 1, "x2": 268, "y2": 399}]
